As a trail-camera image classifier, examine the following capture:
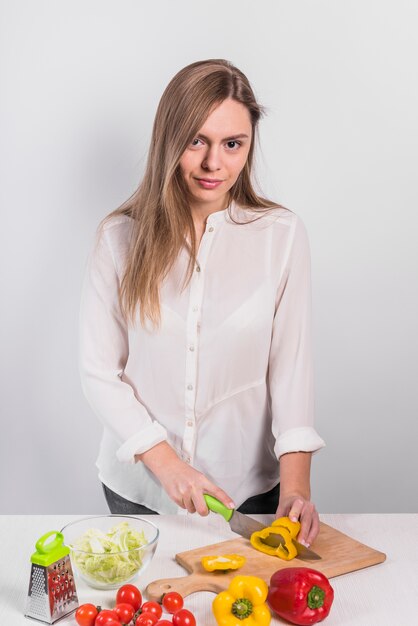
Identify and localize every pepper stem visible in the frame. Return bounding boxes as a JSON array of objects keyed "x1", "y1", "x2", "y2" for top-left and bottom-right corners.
[
  {"x1": 231, "y1": 597, "x2": 253, "y2": 620},
  {"x1": 307, "y1": 585, "x2": 325, "y2": 609}
]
